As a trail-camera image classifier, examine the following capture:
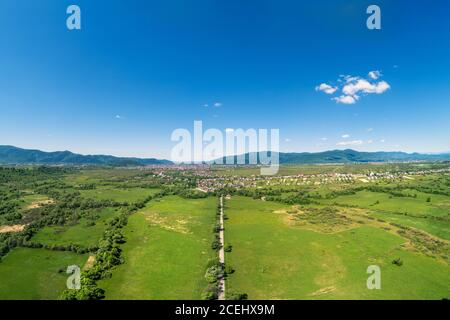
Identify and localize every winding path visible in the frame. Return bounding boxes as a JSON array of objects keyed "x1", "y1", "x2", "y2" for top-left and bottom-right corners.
[{"x1": 218, "y1": 195, "x2": 226, "y2": 300}]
